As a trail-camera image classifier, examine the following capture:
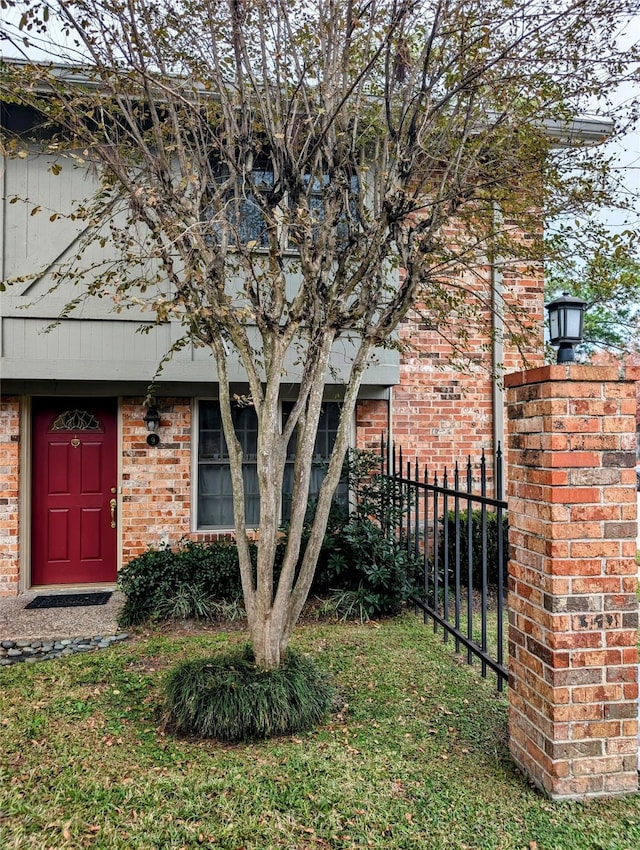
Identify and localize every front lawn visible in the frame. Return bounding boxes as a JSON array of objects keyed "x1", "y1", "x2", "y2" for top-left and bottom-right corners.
[{"x1": 1, "y1": 615, "x2": 640, "y2": 849}]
